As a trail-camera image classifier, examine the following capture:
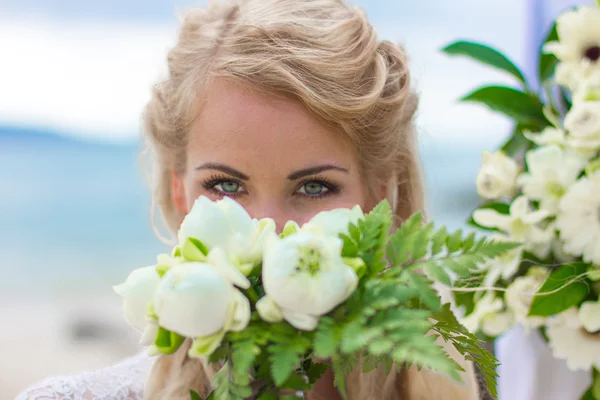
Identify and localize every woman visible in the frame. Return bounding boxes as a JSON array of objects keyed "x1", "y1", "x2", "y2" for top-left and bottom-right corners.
[{"x1": 17, "y1": 0, "x2": 482, "y2": 398}]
